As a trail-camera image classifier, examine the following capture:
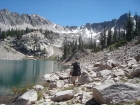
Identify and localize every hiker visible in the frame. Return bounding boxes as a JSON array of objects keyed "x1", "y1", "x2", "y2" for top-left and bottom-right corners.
[{"x1": 70, "y1": 62, "x2": 81, "y2": 86}]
